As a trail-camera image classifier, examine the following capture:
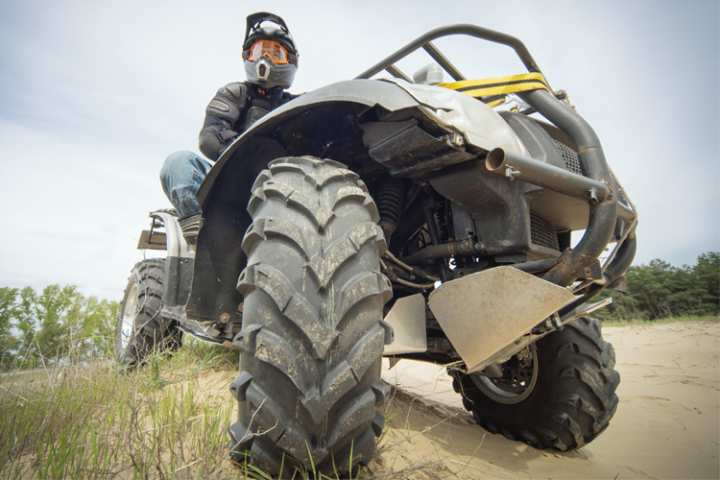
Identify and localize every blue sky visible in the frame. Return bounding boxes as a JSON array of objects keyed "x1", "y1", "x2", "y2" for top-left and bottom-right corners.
[{"x1": 1, "y1": 0, "x2": 718, "y2": 298}]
